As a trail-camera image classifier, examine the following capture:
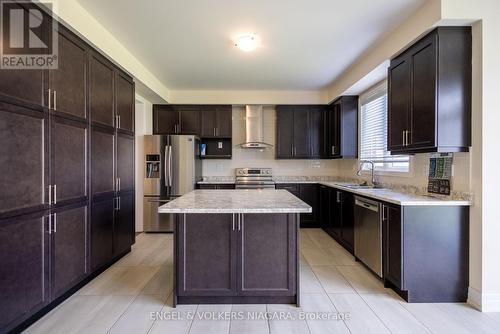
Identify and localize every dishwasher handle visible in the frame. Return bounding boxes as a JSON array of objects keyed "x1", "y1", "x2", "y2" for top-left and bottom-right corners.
[{"x1": 355, "y1": 197, "x2": 379, "y2": 212}]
